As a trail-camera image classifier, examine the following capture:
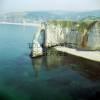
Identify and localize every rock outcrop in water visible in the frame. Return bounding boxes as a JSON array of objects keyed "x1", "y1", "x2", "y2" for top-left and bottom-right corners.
[
  {"x1": 32, "y1": 23, "x2": 46, "y2": 57},
  {"x1": 32, "y1": 20, "x2": 100, "y2": 57}
]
